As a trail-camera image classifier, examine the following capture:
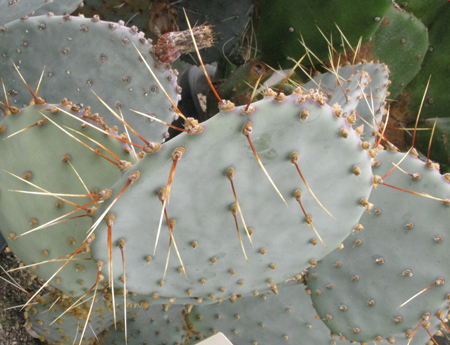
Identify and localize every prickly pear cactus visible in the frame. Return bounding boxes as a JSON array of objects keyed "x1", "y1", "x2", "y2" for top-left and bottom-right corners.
[
  {"x1": 187, "y1": 281, "x2": 338, "y2": 344},
  {"x1": 0, "y1": 103, "x2": 132, "y2": 297},
  {"x1": 2, "y1": 2, "x2": 449, "y2": 343},
  {"x1": 0, "y1": 14, "x2": 180, "y2": 142},
  {"x1": 308, "y1": 149, "x2": 450, "y2": 343},
  {"x1": 90, "y1": 83, "x2": 374, "y2": 300}
]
